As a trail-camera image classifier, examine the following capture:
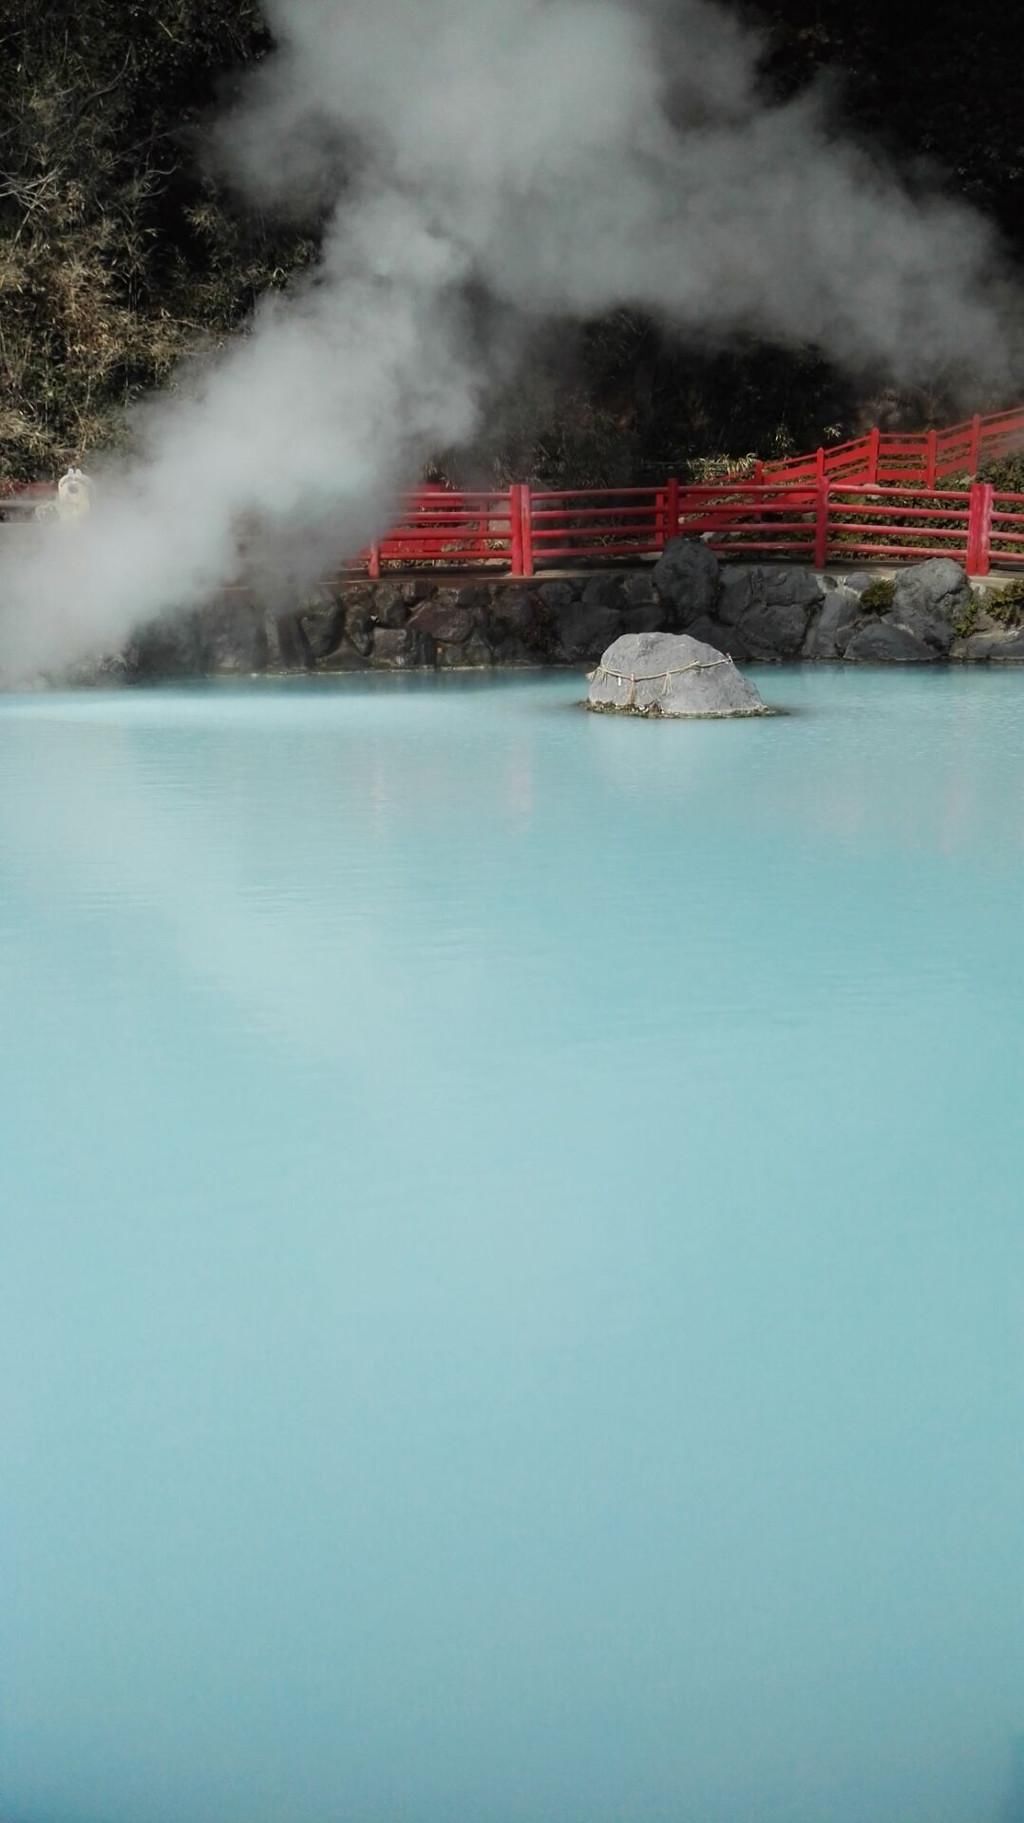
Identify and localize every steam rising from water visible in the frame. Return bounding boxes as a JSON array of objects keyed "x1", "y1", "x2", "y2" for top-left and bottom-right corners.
[{"x1": 0, "y1": 0, "x2": 1017, "y2": 680}]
